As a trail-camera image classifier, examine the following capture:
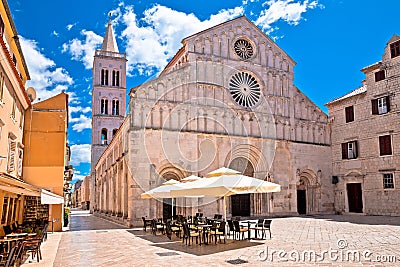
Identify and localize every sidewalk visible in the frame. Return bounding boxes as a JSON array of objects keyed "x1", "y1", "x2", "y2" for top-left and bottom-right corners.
[{"x1": 21, "y1": 231, "x2": 63, "y2": 266}]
